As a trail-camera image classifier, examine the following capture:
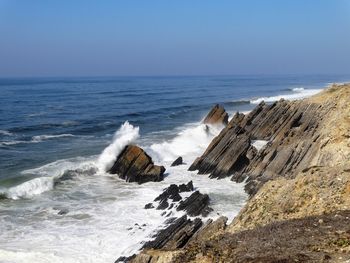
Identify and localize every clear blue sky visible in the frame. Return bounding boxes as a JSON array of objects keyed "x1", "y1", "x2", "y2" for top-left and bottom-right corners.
[{"x1": 0, "y1": 0, "x2": 349, "y2": 77}]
